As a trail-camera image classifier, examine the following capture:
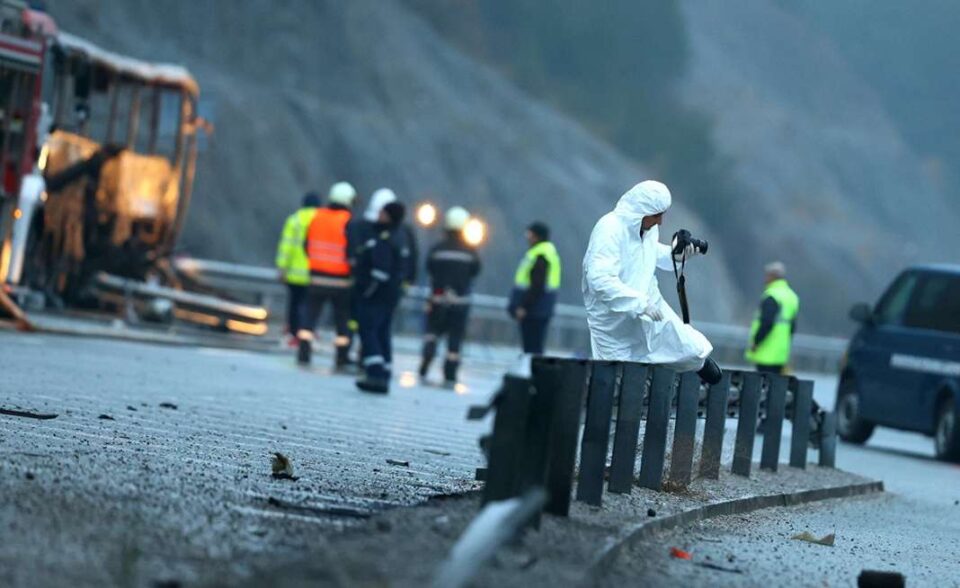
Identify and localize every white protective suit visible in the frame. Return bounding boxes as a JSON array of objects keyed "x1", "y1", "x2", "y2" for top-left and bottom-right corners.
[{"x1": 582, "y1": 181, "x2": 713, "y2": 370}]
